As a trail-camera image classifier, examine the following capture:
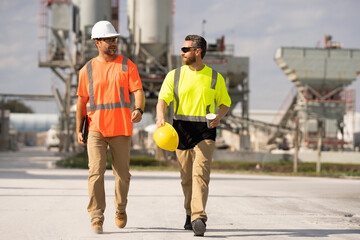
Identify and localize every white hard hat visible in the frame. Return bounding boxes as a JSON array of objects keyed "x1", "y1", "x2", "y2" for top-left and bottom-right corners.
[{"x1": 91, "y1": 20, "x2": 120, "y2": 39}]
